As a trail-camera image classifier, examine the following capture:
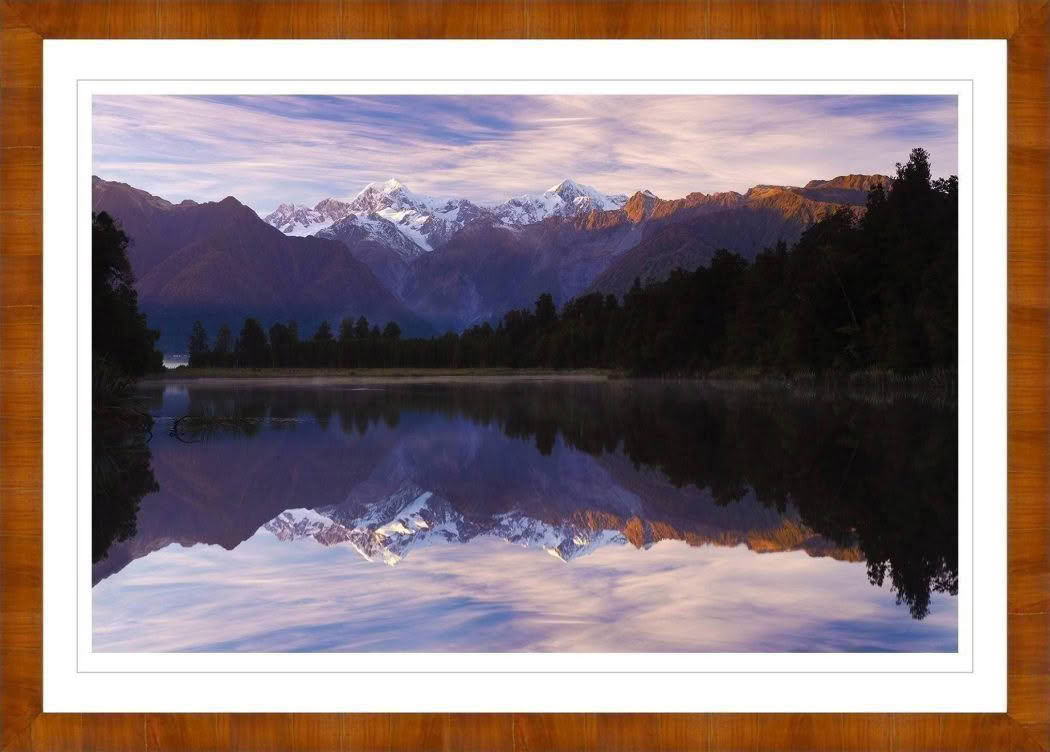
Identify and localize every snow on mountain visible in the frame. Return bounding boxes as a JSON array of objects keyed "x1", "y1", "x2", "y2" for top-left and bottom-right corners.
[
  {"x1": 263, "y1": 486, "x2": 462, "y2": 566},
  {"x1": 264, "y1": 507, "x2": 341, "y2": 541},
  {"x1": 346, "y1": 178, "x2": 430, "y2": 216},
  {"x1": 260, "y1": 203, "x2": 327, "y2": 237},
  {"x1": 487, "y1": 511, "x2": 628, "y2": 562},
  {"x1": 263, "y1": 179, "x2": 487, "y2": 253},
  {"x1": 327, "y1": 178, "x2": 486, "y2": 253},
  {"x1": 261, "y1": 197, "x2": 356, "y2": 237},
  {"x1": 262, "y1": 177, "x2": 627, "y2": 250},
  {"x1": 489, "y1": 179, "x2": 628, "y2": 225},
  {"x1": 317, "y1": 212, "x2": 428, "y2": 261},
  {"x1": 260, "y1": 490, "x2": 628, "y2": 567}
]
